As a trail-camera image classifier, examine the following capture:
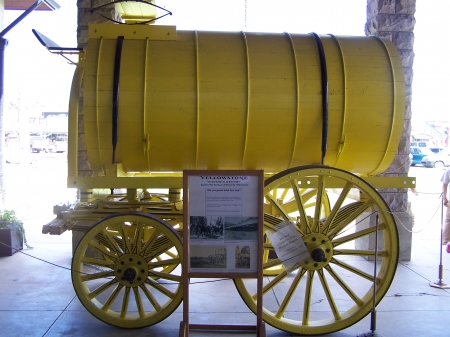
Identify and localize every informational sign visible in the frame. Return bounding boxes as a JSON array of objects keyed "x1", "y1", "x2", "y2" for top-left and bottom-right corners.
[
  {"x1": 181, "y1": 170, "x2": 265, "y2": 336},
  {"x1": 187, "y1": 174, "x2": 260, "y2": 274}
]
